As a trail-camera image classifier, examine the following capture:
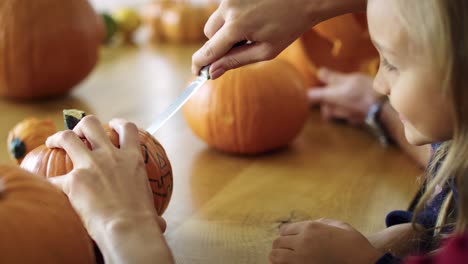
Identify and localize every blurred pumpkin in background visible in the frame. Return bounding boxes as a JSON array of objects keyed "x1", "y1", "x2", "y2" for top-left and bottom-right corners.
[
  {"x1": 7, "y1": 118, "x2": 57, "y2": 164},
  {"x1": 0, "y1": 165, "x2": 95, "y2": 263},
  {"x1": 278, "y1": 13, "x2": 379, "y2": 88},
  {"x1": 0, "y1": 0, "x2": 104, "y2": 99},
  {"x1": 142, "y1": 0, "x2": 217, "y2": 43},
  {"x1": 183, "y1": 59, "x2": 309, "y2": 155},
  {"x1": 20, "y1": 110, "x2": 173, "y2": 215}
]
